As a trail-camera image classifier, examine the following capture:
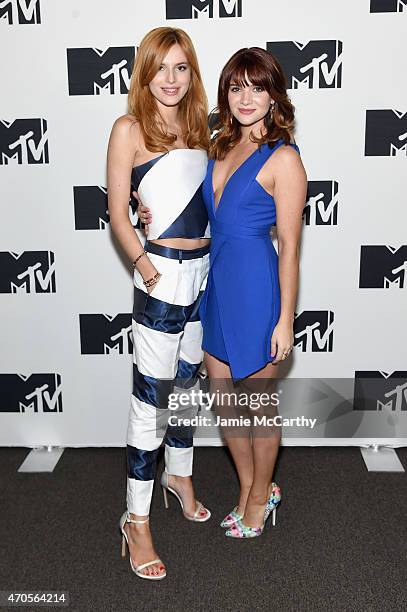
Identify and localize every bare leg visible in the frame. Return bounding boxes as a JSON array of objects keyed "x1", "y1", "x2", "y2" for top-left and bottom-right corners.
[
  {"x1": 241, "y1": 362, "x2": 282, "y2": 528},
  {"x1": 204, "y1": 352, "x2": 254, "y2": 515}
]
